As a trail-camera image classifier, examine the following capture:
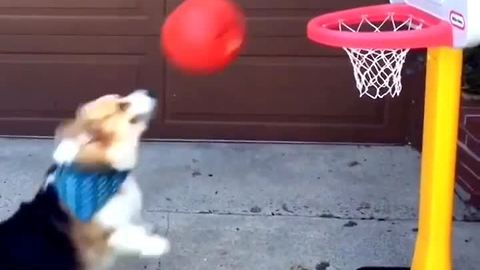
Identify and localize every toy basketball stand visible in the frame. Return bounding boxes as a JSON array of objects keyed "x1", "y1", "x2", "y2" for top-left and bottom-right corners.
[{"x1": 307, "y1": 1, "x2": 480, "y2": 270}]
